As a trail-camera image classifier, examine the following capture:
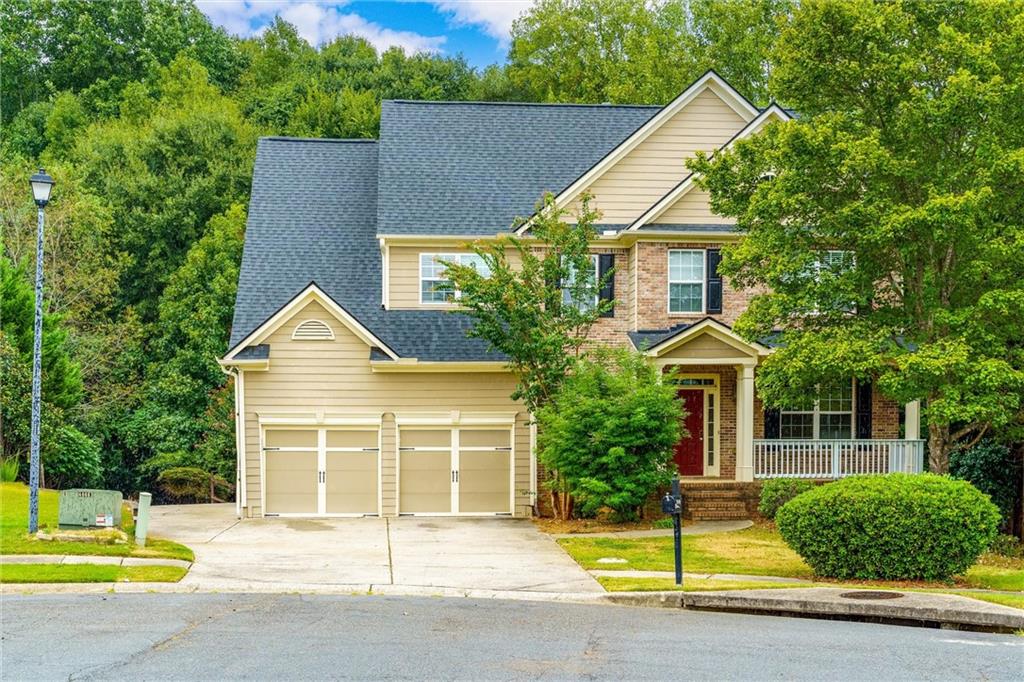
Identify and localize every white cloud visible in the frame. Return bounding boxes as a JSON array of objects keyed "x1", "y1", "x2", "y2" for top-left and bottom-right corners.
[
  {"x1": 197, "y1": 1, "x2": 446, "y2": 54},
  {"x1": 429, "y1": 0, "x2": 533, "y2": 44}
]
